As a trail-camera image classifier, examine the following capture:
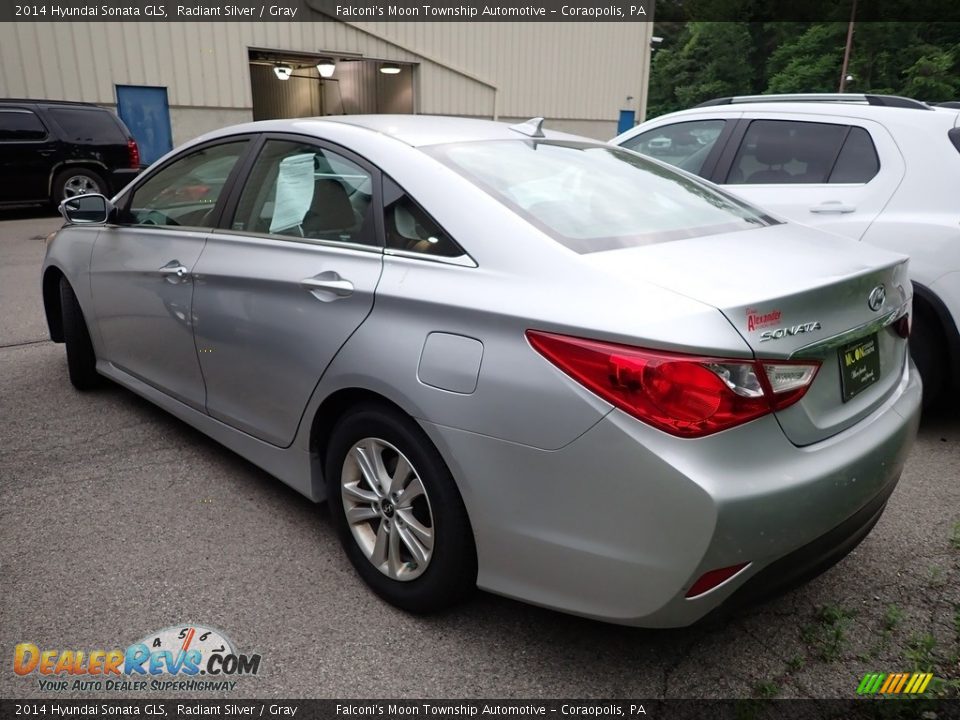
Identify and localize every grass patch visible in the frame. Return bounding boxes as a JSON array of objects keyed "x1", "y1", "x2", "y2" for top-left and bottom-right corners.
[
  {"x1": 928, "y1": 566, "x2": 946, "y2": 587},
  {"x1": 801, "y1": 604, "x2": 856, "y2": 662},
  {"x1": 883, "y1": 604, "x2": 904, "y2": 632},
  {"x1": 929, "y1": 677, "x2": 960, "y2": 699},
  {"x1": 905, "y1": 633, "x2": 937, "y2": 671},
  {"x1": 951, "y1": 521, "x2": 960, "y2": 550},
  {"x1": 752, "y1": 680, "x2": 780, "y2": 699}
]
